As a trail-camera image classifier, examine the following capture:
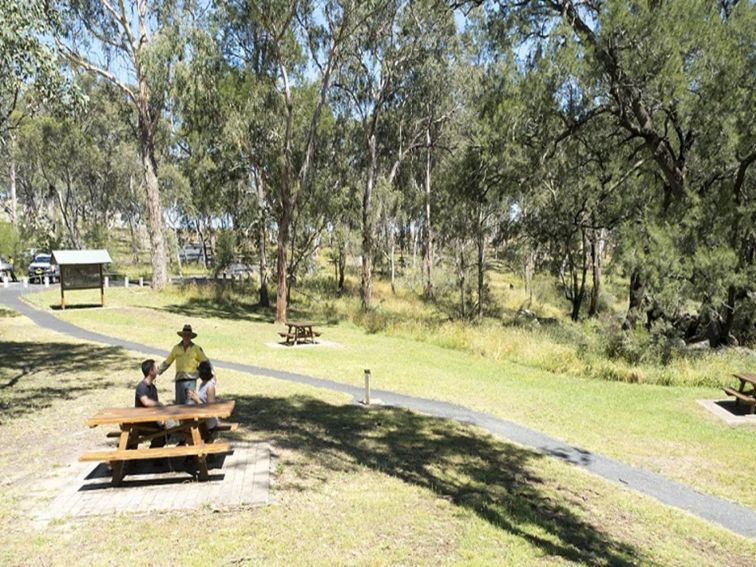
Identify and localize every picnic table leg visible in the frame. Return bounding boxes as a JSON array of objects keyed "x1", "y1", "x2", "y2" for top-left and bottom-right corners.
[
  {"x1": 188, "y1": 421, "x2": 209, "y2": 481},
  {"x1": 111, "y1": 430, "x2": 131, "y2": 485}
]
